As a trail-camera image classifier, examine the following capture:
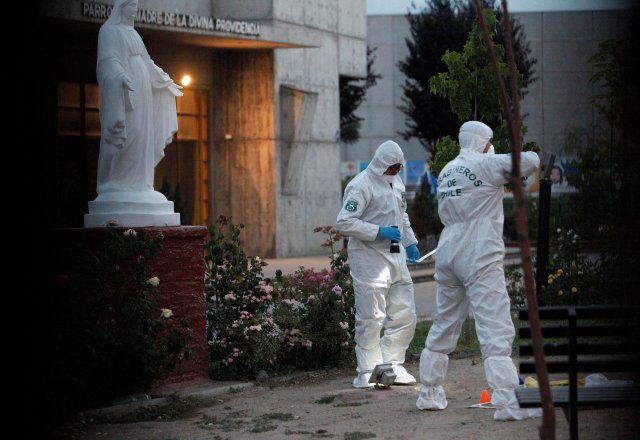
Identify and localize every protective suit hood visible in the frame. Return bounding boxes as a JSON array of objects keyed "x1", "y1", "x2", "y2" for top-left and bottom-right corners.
[
  {"x1": 367, "y1": 141, "x2": 405, "y2": 176},
  {"x1": 459, "y1": 121, "x2": 493, "y2": 153}
]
